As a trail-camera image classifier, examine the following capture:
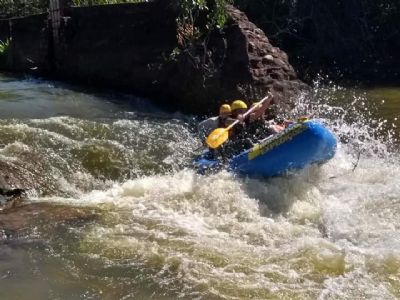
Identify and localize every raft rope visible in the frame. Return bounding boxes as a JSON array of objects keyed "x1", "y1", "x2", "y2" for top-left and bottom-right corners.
[{"x1": 328, "y1": 149, "x2": 363, "y2": 179}]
